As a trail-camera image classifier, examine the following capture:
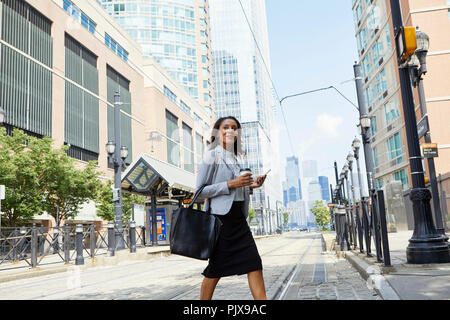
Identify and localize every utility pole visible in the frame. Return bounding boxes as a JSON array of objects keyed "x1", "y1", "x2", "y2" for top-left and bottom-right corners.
[{"x1": 390, "y1": 0, "x2": 449, "y2": 263}]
